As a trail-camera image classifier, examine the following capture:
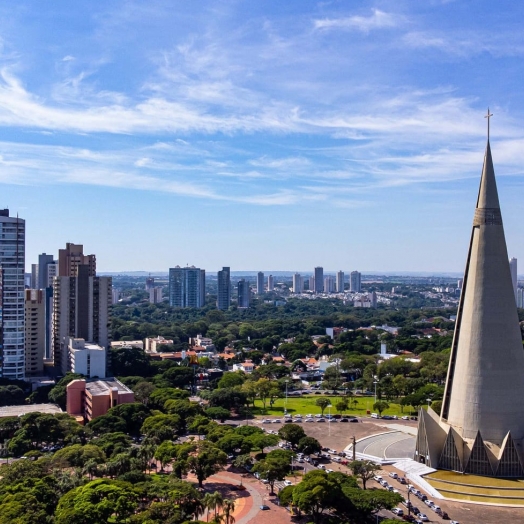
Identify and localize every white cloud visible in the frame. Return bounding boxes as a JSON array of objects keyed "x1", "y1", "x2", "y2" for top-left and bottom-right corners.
[{"x1": 314, "y1": 9, "x2": 400, "y2": 33}]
